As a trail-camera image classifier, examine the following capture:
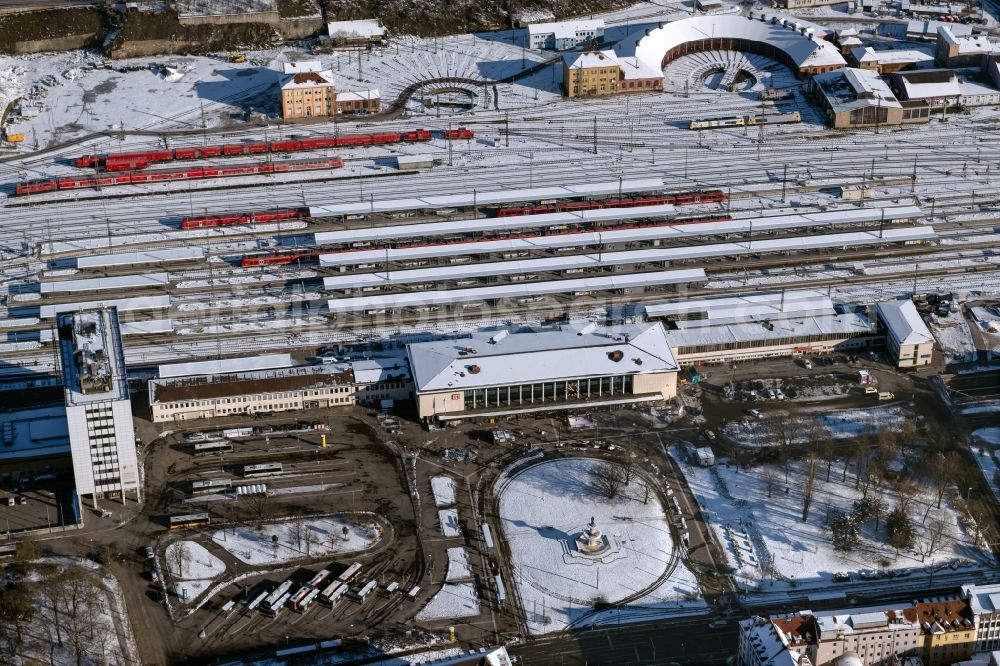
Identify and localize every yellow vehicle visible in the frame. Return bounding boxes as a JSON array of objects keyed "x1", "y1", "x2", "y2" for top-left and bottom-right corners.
[
  {"x1": 228, "y1": 52, "x2": 247, "y2": 63},
  {"x1": 4, "y1": 133, "x2": 24, "y2": 143}
]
